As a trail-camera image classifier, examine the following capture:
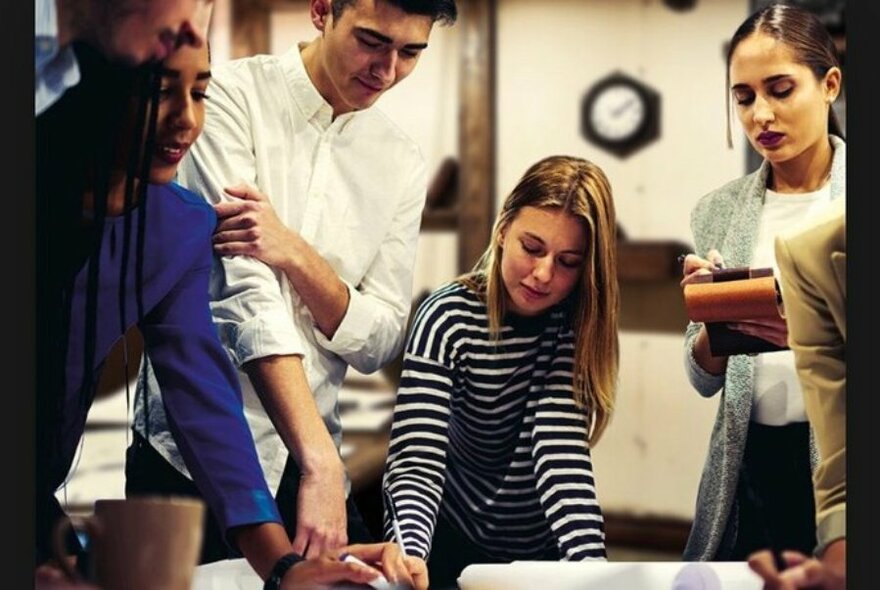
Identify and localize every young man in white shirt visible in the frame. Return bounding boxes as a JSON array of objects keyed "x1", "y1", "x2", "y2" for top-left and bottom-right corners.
[
  {"x1": 35, "y1": 0, "x2": 214, "y2": 116},
  {"x1": 128, "y1": 0, "x2": 458, "y2": 565}
]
